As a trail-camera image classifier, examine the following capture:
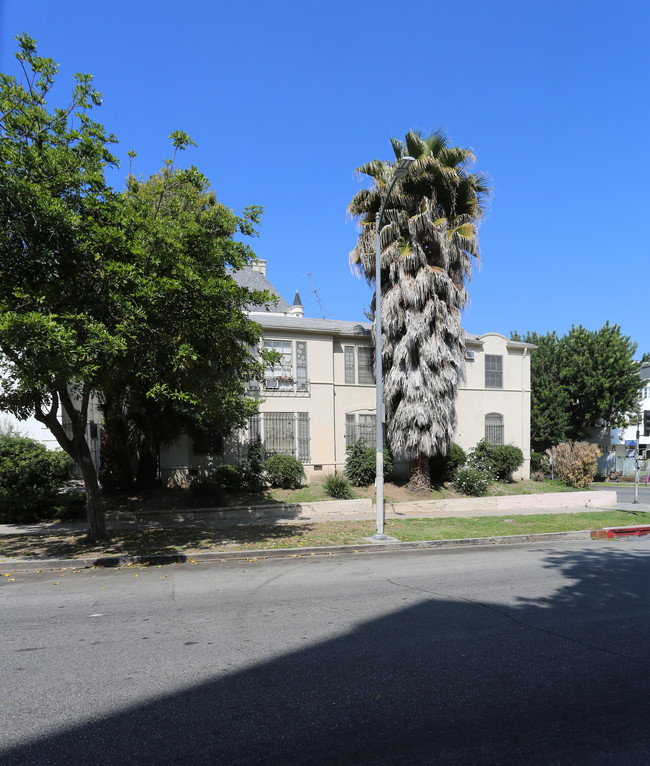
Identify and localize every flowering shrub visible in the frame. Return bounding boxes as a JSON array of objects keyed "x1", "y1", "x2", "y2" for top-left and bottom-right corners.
[
  {"x1": 453, "y1": 466, "x2": 491, "y2": 497},
  {"x1": 548, "y1": 441, "x2": 601, "y2": 488}
]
